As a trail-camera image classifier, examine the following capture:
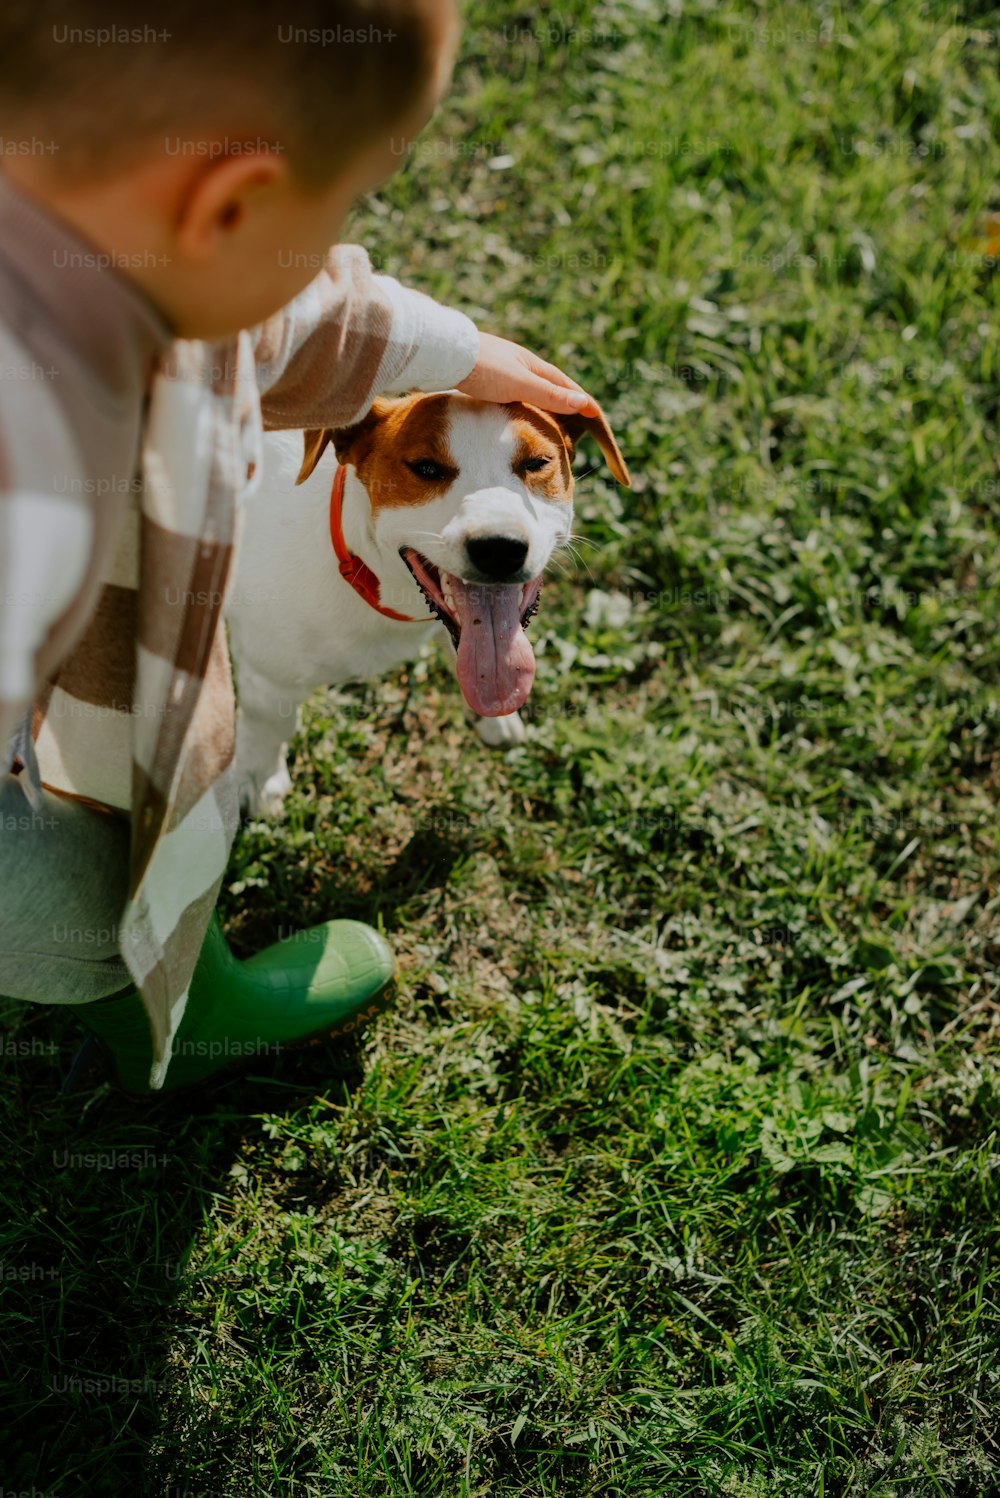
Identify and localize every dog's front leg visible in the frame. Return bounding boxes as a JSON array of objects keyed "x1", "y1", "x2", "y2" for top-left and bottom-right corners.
[{"x1": 234, "y1": 661, "x2": 302, "y2": 816}]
